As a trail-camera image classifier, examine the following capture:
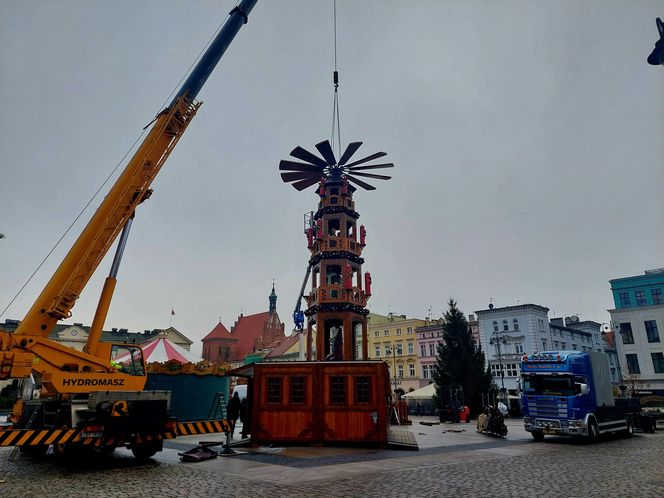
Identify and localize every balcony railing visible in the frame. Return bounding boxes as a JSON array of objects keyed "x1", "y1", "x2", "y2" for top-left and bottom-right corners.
[
  {"x1": 305, "y1": 285, "x2": 367, "y2": 307},
  {"x1": 311, "y1": 236, "x2": 363, "y2": 256}
]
